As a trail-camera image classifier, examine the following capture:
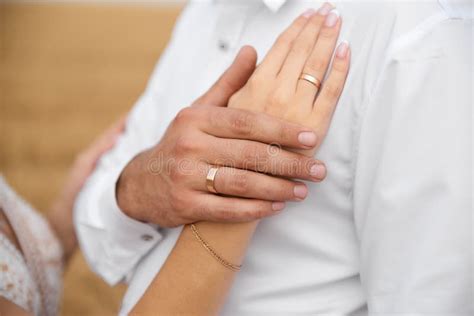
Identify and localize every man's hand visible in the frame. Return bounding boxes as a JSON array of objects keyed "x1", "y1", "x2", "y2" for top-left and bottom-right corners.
[{"x1": 116, "y1": 49, "x2": 326, "y2": 227}]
